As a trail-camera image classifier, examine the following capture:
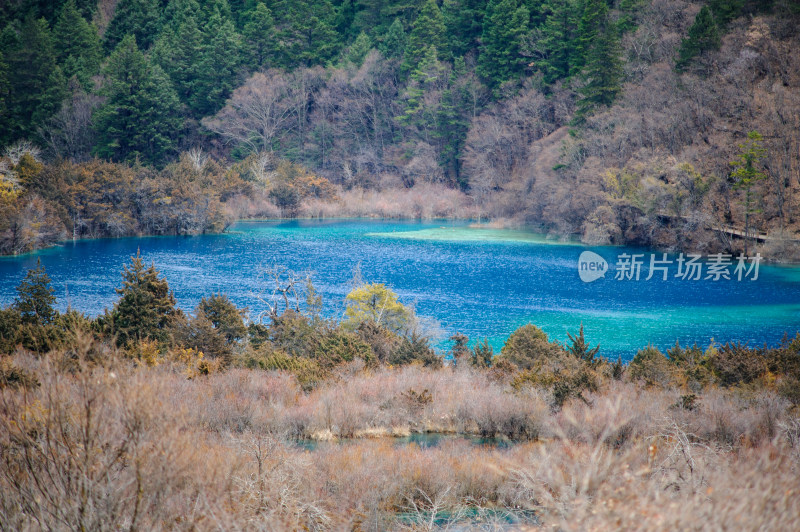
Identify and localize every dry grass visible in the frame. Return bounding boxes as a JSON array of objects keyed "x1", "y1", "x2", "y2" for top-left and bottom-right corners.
[
  {"x1": 1, "y1": 349, "x2": 798, "y2": 530},
  {"x1": 298, "y1": 183, "x2": 480, "y2": 220}
]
